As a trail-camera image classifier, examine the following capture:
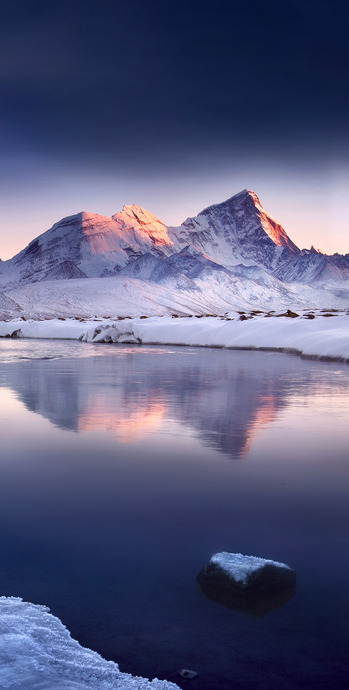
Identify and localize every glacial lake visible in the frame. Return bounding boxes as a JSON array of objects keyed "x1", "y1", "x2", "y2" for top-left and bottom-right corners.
[{"x1": 0, "y1": 340, "x2": 348, "y2": 689}]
